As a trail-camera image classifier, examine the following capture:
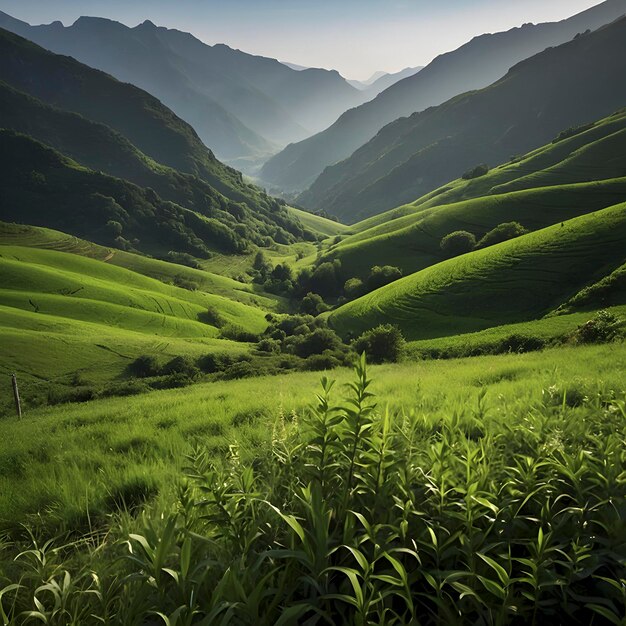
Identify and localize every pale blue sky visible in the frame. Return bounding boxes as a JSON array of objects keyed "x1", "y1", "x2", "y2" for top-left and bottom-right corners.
[{"x1": 0, "y1": 0, "x2": 601, "y2": 79}]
